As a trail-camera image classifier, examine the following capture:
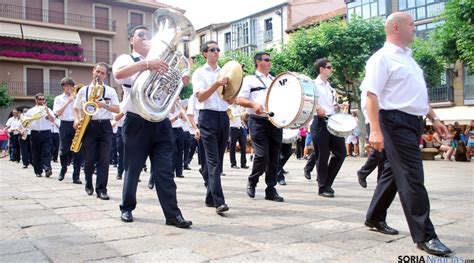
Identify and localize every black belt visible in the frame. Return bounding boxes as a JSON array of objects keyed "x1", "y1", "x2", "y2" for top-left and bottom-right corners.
[
  {"x1": 250, "y1": 114, "x2": 268, "y2": 120},
  {"x1": 31, "y1": 130, "x2": 51, "y2": 133},
  {"x1": 61, "y1": 120, "x2": 74, "y2": 123},
  {"x1": 90, "y1": 119, "x2": 111, "y2": 123}
]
